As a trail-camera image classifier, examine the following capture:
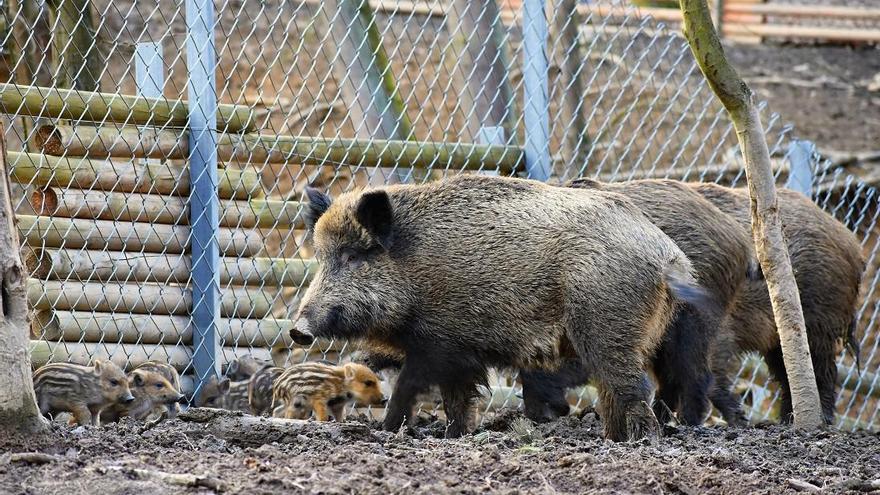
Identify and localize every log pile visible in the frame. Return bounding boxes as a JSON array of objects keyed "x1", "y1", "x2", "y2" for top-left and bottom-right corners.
[{"x1": 3, "y1": 83, "x2": 524, "y2": 377}]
